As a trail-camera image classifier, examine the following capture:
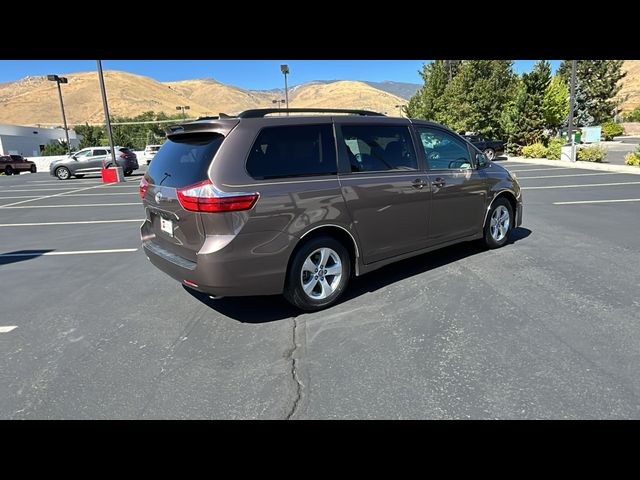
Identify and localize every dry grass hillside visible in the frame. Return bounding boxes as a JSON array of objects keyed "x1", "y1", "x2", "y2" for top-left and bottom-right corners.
[
  {"x1": 618, "y1": 60, "x2": 640, "y2": 112},
  {"x1": 288, "y1": 80, "x2": 406, "y2": 114},
  {"x1": 165, "y1": 79, "x2": 277, "y2": 114},
  {"x1": 0, "y1": 71, "x2": 213, "y2": 125},
  {"x1": 0, "y1": 71, "x2": 408, "y2": 126}
]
